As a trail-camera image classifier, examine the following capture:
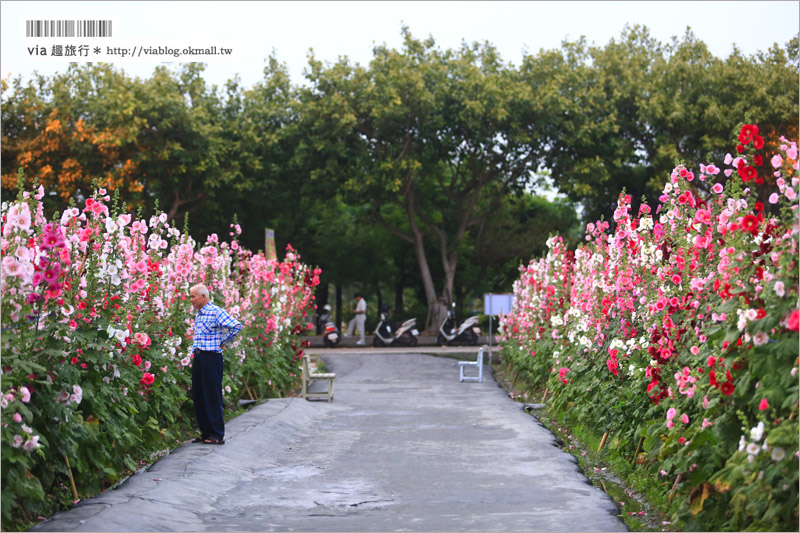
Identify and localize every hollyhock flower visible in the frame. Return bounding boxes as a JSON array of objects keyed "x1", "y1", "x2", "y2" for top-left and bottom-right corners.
[
  {"x1": 681, "y1": 414, "x2": 689, "y2": 424},
  {"x1": 769, "y1": 192, "x2": 780, "y2": 204},
  {"x1": 746, "y1": 442, "x2": 761, "y2": 456},
  {"x1": 13, "y1": 413, "x2": 22, "y2": 423},
  {"x1": 753, "y1": 332, "x2": 769, "y2": 346},
  {"x1": 720, "y1": 382, "x2": 735, "y2": 396},
  {"x1": 787, "y1": 309, "x2": 799, "y2": 331},
  {"x1": 772, "y1": 447, "x2": 786, "y2": 461},
  {"x1": 19, "y1": 387, "x2": 30, "y2": 403},
  {"x1": 701, "y1": 418, "x2": 713, "y2": 429},
  {"x1": 711, "y1": 183, "x2": 724, "y2": 194},
  {"x1": 23, "y1": 435, "x2": 41, "y2": 451},
  {"x1": 140, "y1": 373, "x2": 155, "y2": 386},
  {"x1": 785, "y1": 187, "x2": 796, "y2": 200},
  {"x1": 771, "y1": 154, "x2": 784, "y2": 168},
  {"x1": 750, "y1": 421, "x2": 765, "y2": 441},
  {"x1": 11, "y1": 435, "x2": 23, "y2": 448},
  {"x1": 740, "y1": 165, "x2": 757, "y2": 182},
  {"x1": 666, "y1": 408, "x2": 676, "y2": 421},
  {"x1": 703, "y1": 396, "x2": 710, "y2": 409},
  {"x1": 758, "y1": 398, "x2": 769, "y2": 411}
]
